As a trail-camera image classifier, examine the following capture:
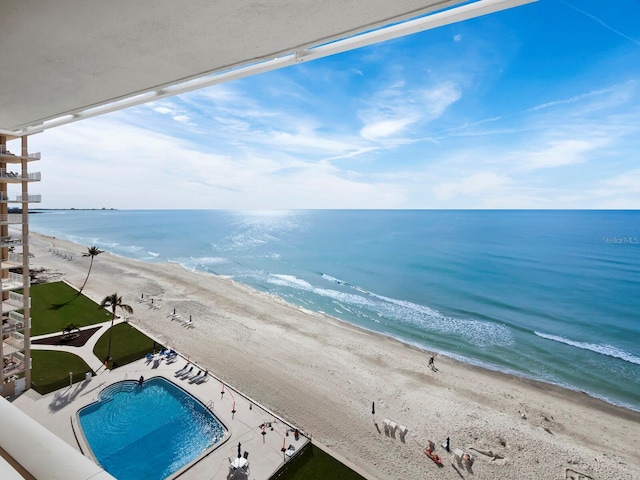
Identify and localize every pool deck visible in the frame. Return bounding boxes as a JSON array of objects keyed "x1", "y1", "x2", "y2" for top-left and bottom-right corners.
[{"x1": 13, "y1": 320, "x2": 310, "y2": 480}]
